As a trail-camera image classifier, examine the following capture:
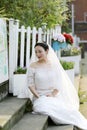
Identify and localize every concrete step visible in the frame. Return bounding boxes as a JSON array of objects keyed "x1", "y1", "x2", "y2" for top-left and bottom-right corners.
[
  {"x1": 0, "y1": 96, "x2": 28, "y2": 130},
  {"x1": 47, "y1": 125, "x2": 73, "y2": 130},
  {"x1": 11, "y1": 113, "x2": 48, "y2": 130}
]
